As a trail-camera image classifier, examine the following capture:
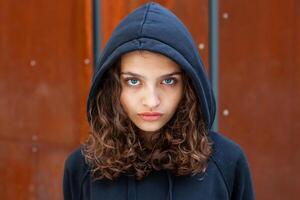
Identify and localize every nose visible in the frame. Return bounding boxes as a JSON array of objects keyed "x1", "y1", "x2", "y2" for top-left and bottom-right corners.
[{"x1": 142, "y1": 87, "x2": 160, "y2": 109}]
